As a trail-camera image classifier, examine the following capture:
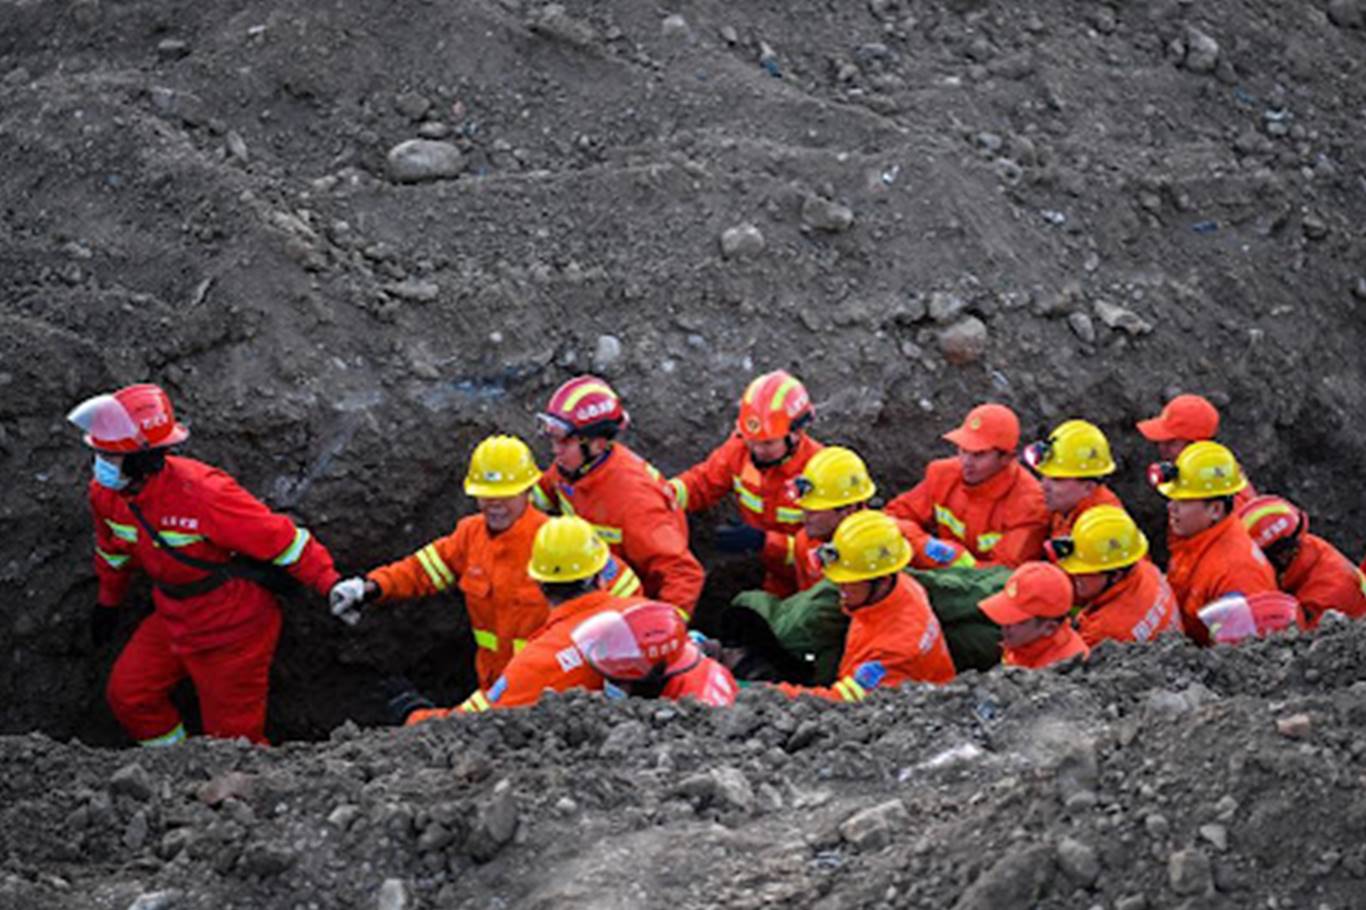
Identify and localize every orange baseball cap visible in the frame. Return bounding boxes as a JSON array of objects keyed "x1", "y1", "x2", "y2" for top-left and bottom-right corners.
[
  {"x1": 943, "y1": 403, "x2": 1020, "y2": 453},
  {"x1": 1136, "y1": 394, "x2": 1219, "y2": 443},
  {"x1": 979, "y1": 562, "x2": 1074, "y2": 625}
]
